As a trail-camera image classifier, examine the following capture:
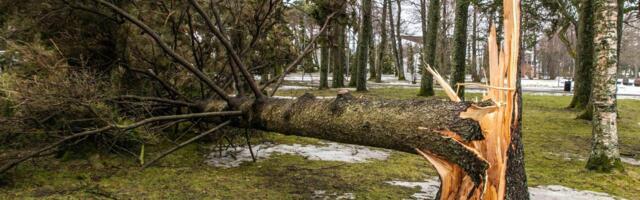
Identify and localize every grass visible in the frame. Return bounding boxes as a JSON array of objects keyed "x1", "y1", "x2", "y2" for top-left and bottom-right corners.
[{"x1": 1, "y1": 87, "x2": 639, "y2": 199}]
